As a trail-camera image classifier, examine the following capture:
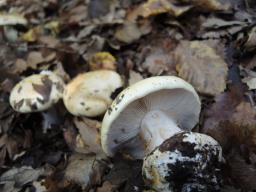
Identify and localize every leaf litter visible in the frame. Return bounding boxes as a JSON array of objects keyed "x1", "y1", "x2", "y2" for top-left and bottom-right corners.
[{"x1": 0, "y1": 0, "x2": 256, "y2": 191}]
